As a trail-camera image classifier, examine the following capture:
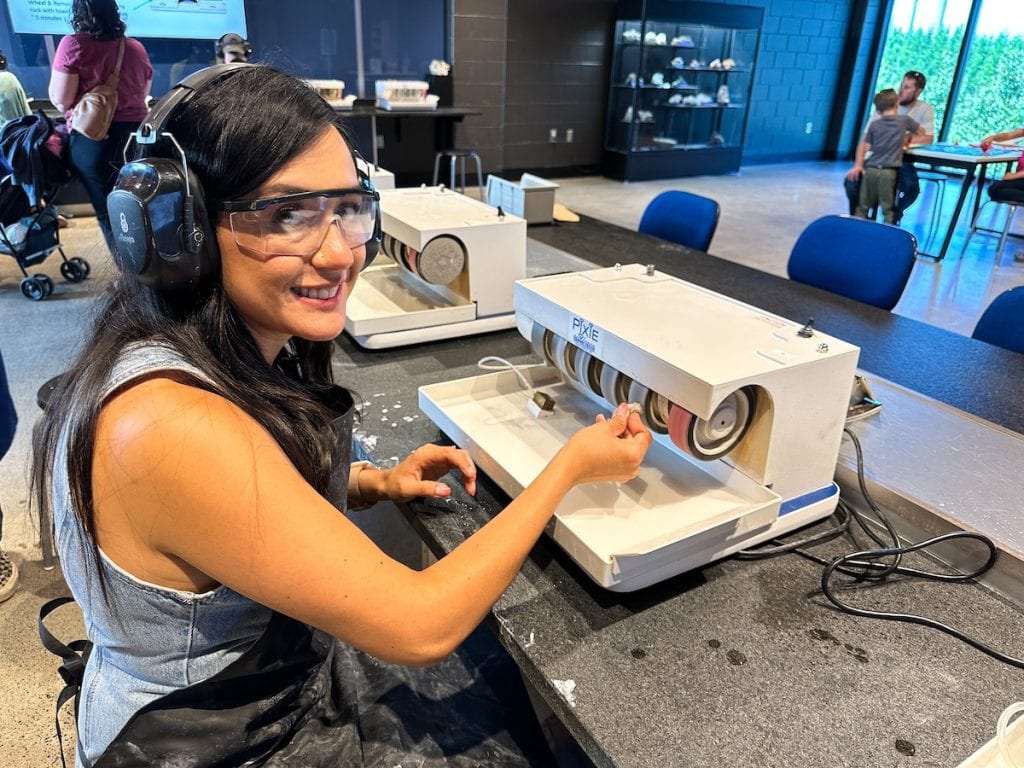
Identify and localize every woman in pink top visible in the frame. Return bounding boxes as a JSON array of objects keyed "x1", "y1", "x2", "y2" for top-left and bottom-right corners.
[
  {"x1": 981, "y1": 127, "x2": 1024, "y2": 204},
  {"x1": 49, "y1": 0, "x2": 152, "y2": 254}
]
